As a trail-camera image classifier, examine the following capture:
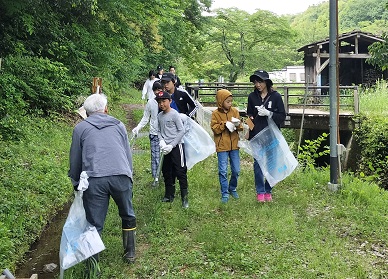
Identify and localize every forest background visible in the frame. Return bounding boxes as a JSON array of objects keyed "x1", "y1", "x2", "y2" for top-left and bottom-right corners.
[{"x1": 1, "y1": 0, "x2": 388, "y2": 274}]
